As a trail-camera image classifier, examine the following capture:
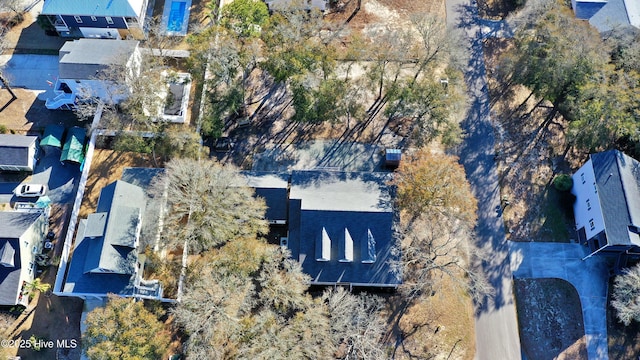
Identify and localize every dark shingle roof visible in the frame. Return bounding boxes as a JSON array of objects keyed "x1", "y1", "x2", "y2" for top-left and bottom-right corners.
[
  {"x1": 288, "y1": 171, "x2": 400, "y2": 287},
  {"x1": 593, "y1": 150, "x2": 640, "y2": 246},
  {"x1": 58, "y1": 39, "x2": 139, "y2": 79},
  {"x1": 0, "y1": 135, "x2": 37, "y2": 168},
  {"x1": 240, "y1": 172, "x2": 290, "y2": 222}
]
